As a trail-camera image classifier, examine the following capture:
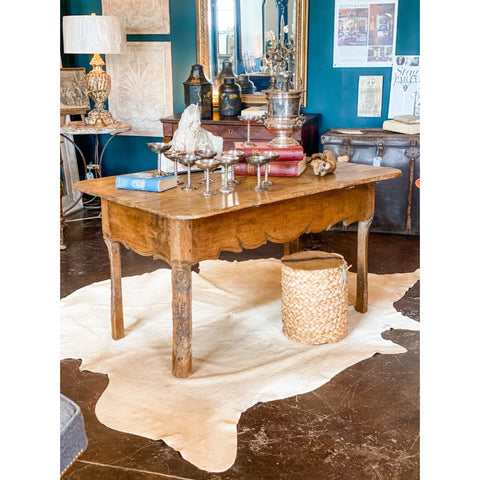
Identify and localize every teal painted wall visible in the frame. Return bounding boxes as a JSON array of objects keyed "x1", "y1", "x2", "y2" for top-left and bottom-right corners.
[
  {"x1": 61, "y1": 0, "x2": 419, "y2": 177},
  {"x1": 305, "y1": 0, "x2": 420, "y2": 134}
]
